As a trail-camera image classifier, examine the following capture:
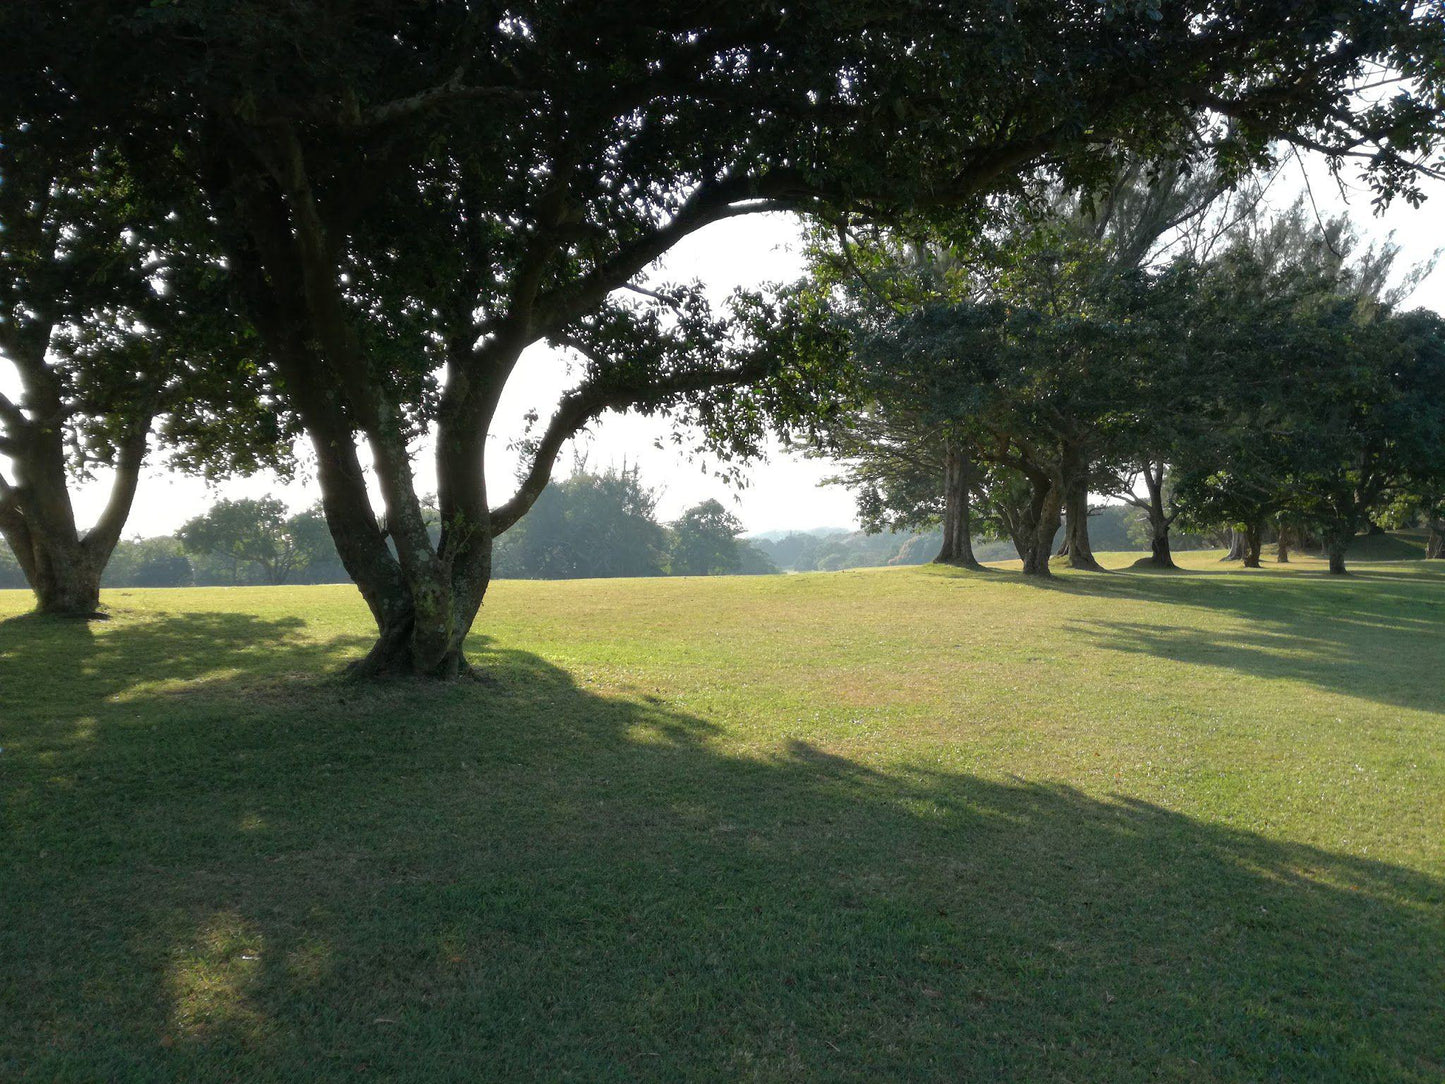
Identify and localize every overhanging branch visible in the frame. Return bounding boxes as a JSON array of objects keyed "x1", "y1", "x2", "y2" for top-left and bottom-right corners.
[{"x1": 488, "y1": 357, "x2": 767, "y2": 535}]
